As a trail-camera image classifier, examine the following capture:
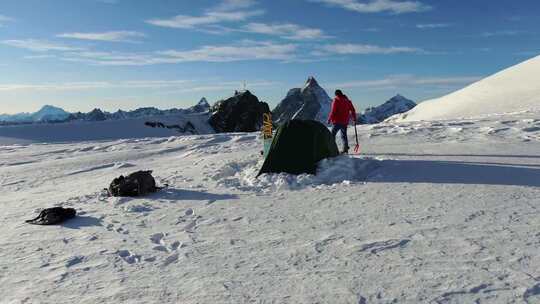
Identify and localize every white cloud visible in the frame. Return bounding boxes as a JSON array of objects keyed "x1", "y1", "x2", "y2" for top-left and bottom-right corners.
[
  {"x1": 309, "y1": 0, "x2": 431, "y2": 14},
  {"x1": 334, "y1": 75, "x2": 482, "y2": 90},
  {"x1": 416, "y1": 23, "x2": 451, "y2": 29},
  {"x1": 242, "y1": 23, "x2": 330, "y2": 40},
  {"x1": 146, "y1": 0, "x2": 262, "y2": 30},
  {"x1": 0, "y1": 15, "x2": 15, "y2": 27},
  {"x1": 0, "y1": 79, "x2": 278, "y2": 95},
  {"x1": 57, "y1": 31, "x2": 146, "y2": 42},
  {"x1": 0, "y1": 80, "x2": 194, "y2": 92},
  {"x1": 157, "y1": 41, "x2": 298, "y2": 63},
  {"x1": 213, "y1": 0, "x2": 258, "y2": 11},
  {"x1": 146, "y1": 10, "x2": 263, "y2": 29},
  {"x1": 482, "y1": 30, "x2": 524, "y2": 37},
  {"x1": 166, "y1": 80, "x2": 278, "y2": 93},
  {"x1": 60, "y1": 41, "x2": 298, "y2": 66},
  {"x1": 316, "y1": 43, "x2": 424, "y2": 55},
  {"x1": 1, "y1": 39, "x2": 84, "y2": 52}
]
